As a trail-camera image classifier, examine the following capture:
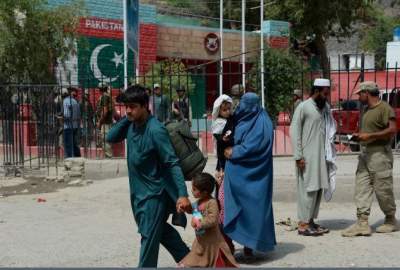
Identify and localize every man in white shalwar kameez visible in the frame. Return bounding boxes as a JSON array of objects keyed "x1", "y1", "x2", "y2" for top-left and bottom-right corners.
[{"x1": 290, "y1": 78, "x2": 336, "y2": 236}]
